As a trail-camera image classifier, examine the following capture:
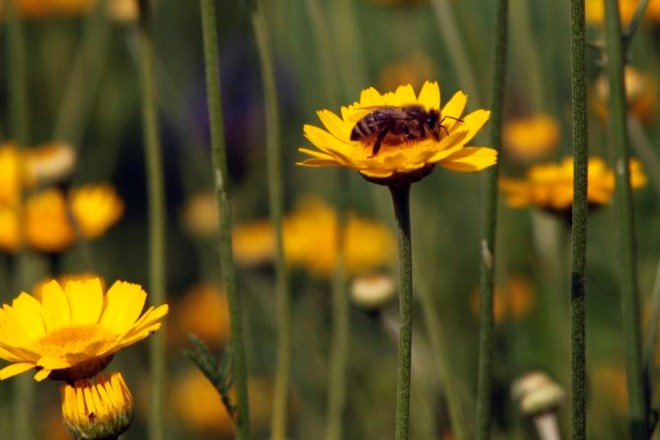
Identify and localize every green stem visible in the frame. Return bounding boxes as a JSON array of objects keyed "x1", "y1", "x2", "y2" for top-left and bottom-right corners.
[
  {"x1": 622, "y1": 0, "x2": 650, "y2": 51},
  {"x1": 136, "y1": 12, "x2": 167, "y2": 440},
  {"x1": 429, "y1": 0, "x2": 482, "y2": 106},
  {"x1": 7, "y1": 2, "x2": 33, "y2": 439},
  {"x1": 604, "y1": 0, "x2": 647, "y2": 437},
  {"x1": 53, "y1": 0, "x2": 111, "y2": 146},
  {"x1": 324, "y1": 172, "x2": 349, "y2": 440},
  {"x1": 643, "y1": 259, "x2": 660, "y2": 381},
  {"x1": 199, "y1": 1, "x2": 250, "y2": 438},
  {"x1": 389, "y1": 184, "x2": 413, "y2": 440},
  {"x1": 628, "y1": 116, "x2": 660, "y2": 195},
  {"x1": 569, "y1": 0, "x2": 589, "y2": 438},
  {"x1": 476, "y1": 0, "x2": 508, "y2": 437},
  {"x1": 252, "y1": 4, "x2": 291, "y2": 439},
  {"x1": 509, "y1": 0, "x2": 544, "y2": 113}
]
